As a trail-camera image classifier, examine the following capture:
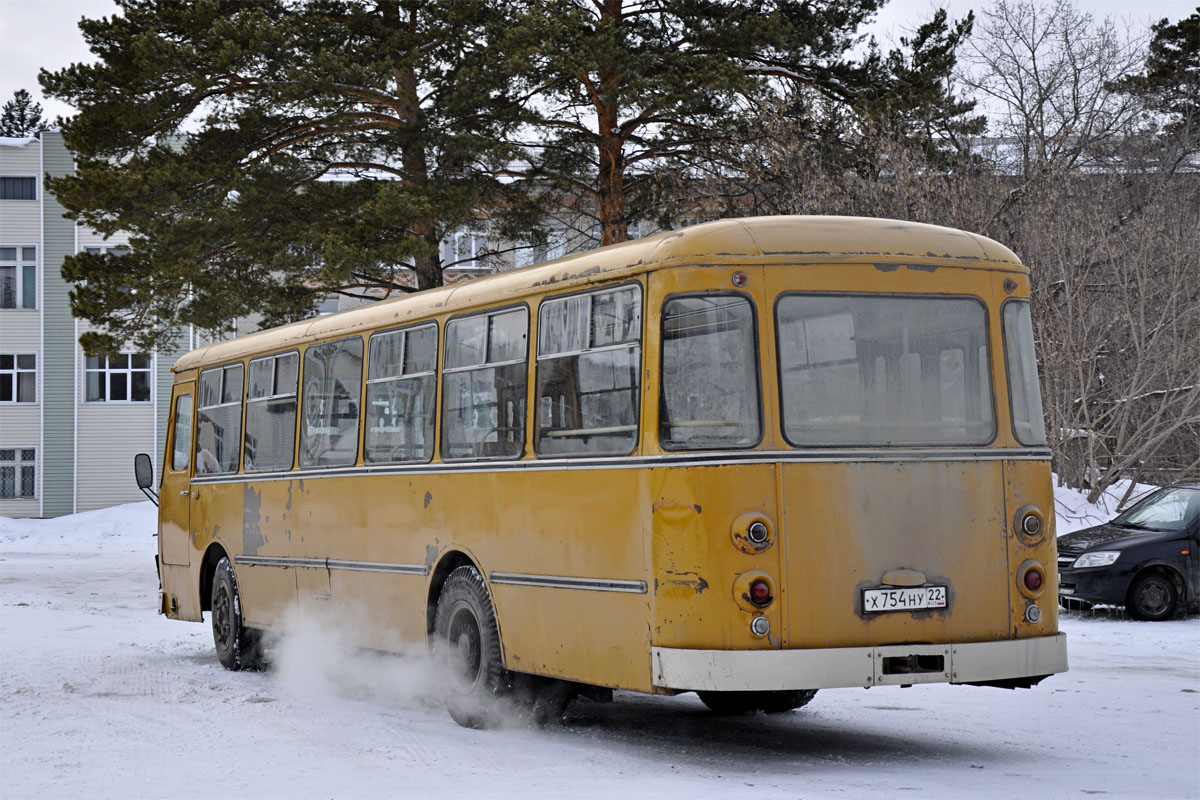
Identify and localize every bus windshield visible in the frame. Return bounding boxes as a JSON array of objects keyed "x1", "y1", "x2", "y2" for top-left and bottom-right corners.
[{"x1": 777, "y1": 294, "x2": 994, "y2": 446}]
